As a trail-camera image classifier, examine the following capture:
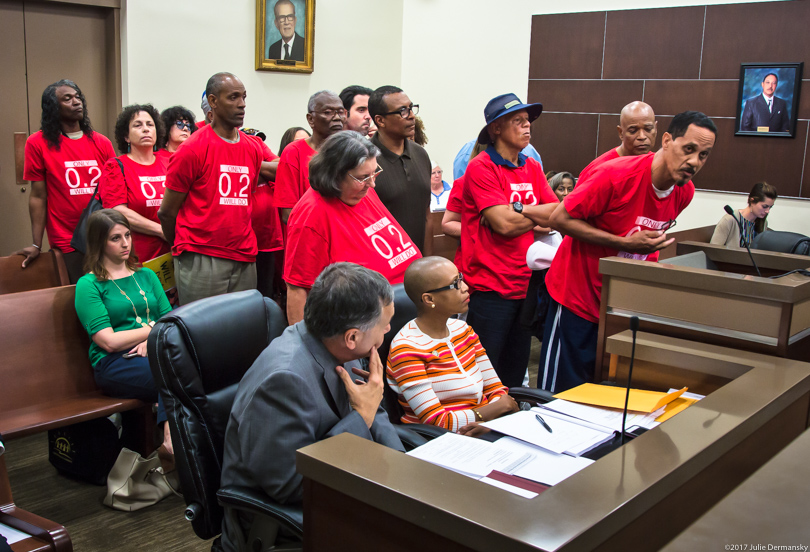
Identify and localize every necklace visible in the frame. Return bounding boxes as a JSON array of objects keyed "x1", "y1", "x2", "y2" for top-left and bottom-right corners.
[{"x1": 111, "y1": 272, "x2": 154, "y2": 328}]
